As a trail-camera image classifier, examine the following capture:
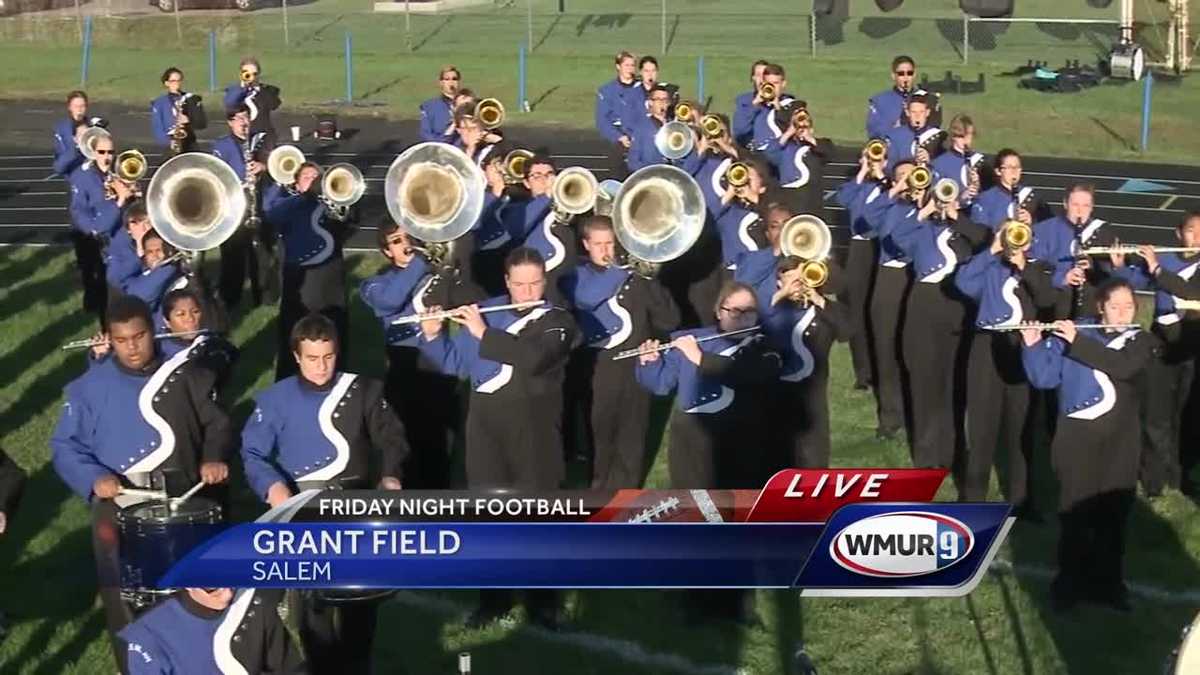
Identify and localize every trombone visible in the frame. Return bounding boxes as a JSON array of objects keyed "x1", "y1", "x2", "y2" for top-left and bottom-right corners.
[
  {"x1": 674, "y1": 100, "x2": 699, "y2": 123},
  {"x1": 267, "y1": 145, "x2": 306, "y2": 186}
]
